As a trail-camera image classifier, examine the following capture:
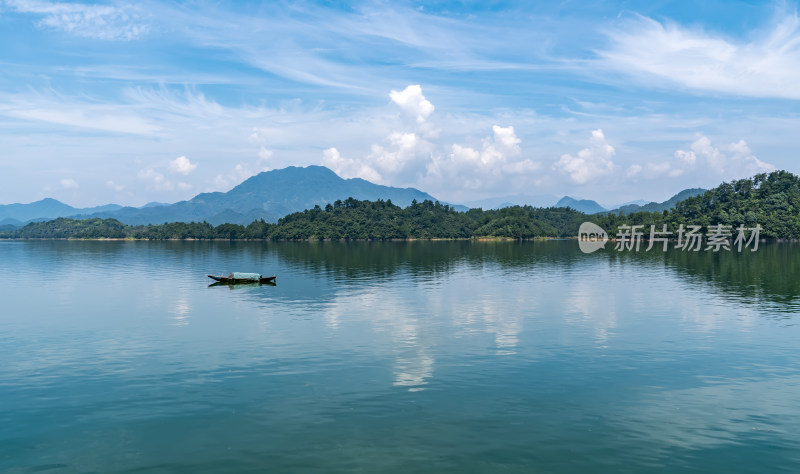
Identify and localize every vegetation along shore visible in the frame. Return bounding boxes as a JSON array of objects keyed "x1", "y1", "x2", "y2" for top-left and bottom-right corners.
[{"x1": 2, "y1": 171, "x2": 799, "y2": 241}]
